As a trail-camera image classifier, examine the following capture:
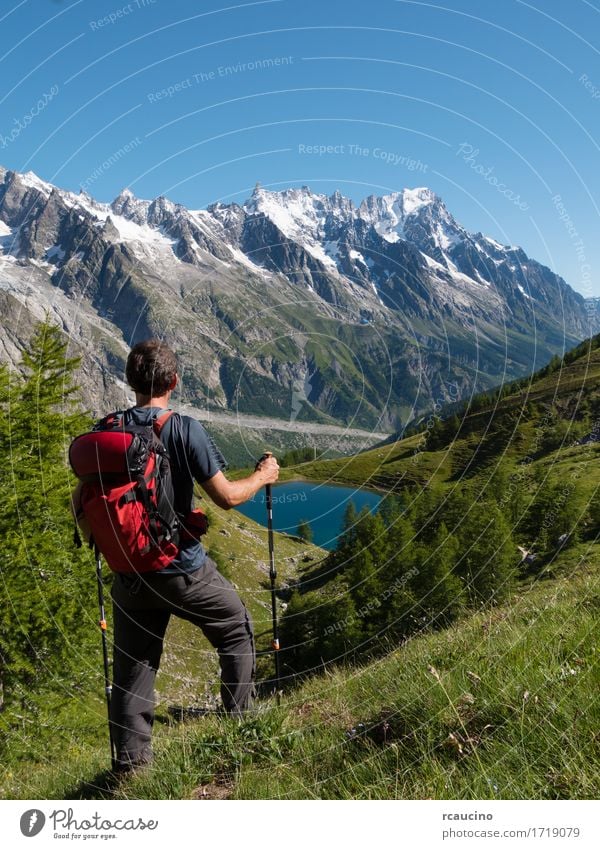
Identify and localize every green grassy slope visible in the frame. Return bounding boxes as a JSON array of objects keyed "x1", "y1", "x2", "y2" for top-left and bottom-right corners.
[
  {"x1": 277, "y1": 337, "x2": 600, "y2": 492},
  {"x1": 3, "y1": 538, "x2": 597, "y2": 800}
]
